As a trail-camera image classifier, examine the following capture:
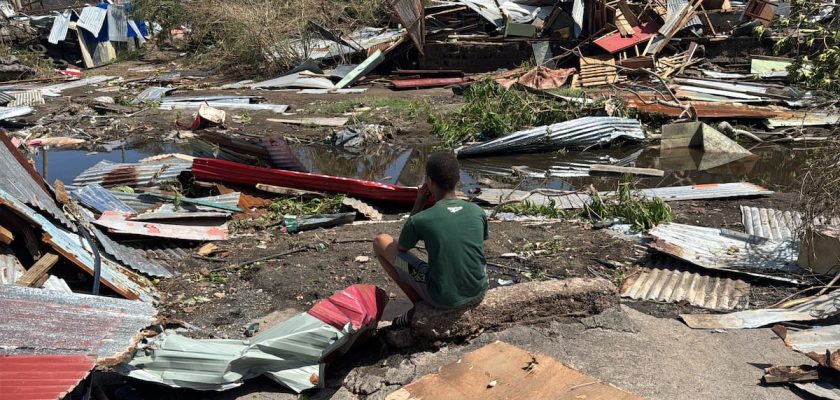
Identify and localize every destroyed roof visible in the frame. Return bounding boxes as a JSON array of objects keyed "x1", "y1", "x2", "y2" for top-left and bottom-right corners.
[
  {"x1": 71, "y1": 183, "x2": 135, "y2": 214},
  {"x1": 0, "y1": 187, "x2": 158, "y2": 302},
  {"x1": 72, "y1": 159, "x2": 191, "y2": 188},
  {"x1": 0, "y1": 354, "x2": 95, "y2": 400},
  {"x1": 0, "y1": 132, "x2": 75, "y2": 229},
  {"x1": 681, "y1": 289, "x2": 840, "y2": 329},
  {"x1": 454, "y1": 117, "x2": 645, "y2": 158},
  {"x1": 0, "y1": 284, "x2": 157, "y2": 365},
  {"x1": 647, "y1": 223, "x2": 800, "y2": 283},
  {"x1": 1, "y1": 246, "x2": 71, "y2": 293}
]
